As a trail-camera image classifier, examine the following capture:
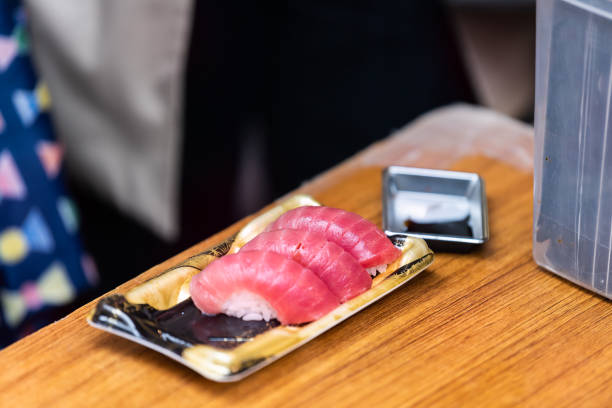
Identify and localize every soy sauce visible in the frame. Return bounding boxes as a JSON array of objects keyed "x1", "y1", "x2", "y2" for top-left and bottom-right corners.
[{"x1": 404, "y1": 217, "x2": 473, "y2": 237}]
